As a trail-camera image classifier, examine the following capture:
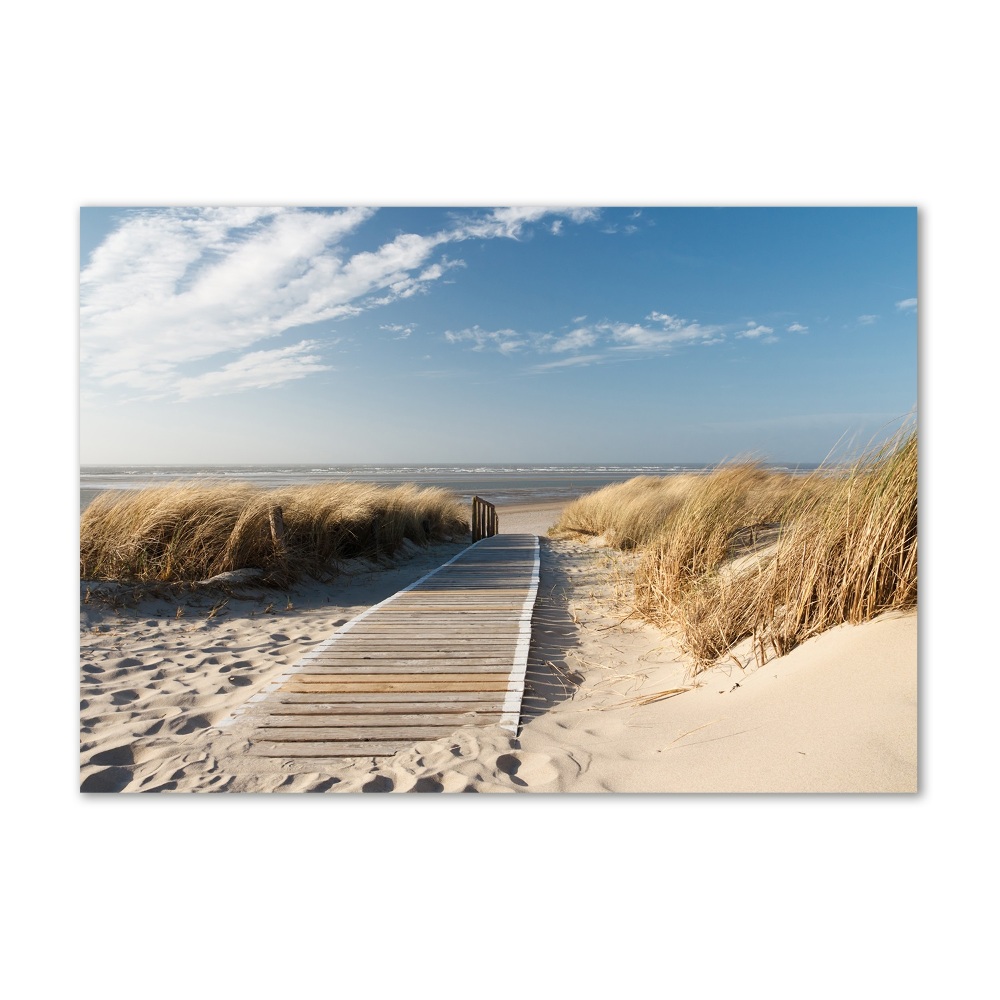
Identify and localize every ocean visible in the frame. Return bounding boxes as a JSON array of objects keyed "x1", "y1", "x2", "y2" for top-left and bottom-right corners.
[{"x1": 79, "y1": 462, "x2": 818, "y2": 513}]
